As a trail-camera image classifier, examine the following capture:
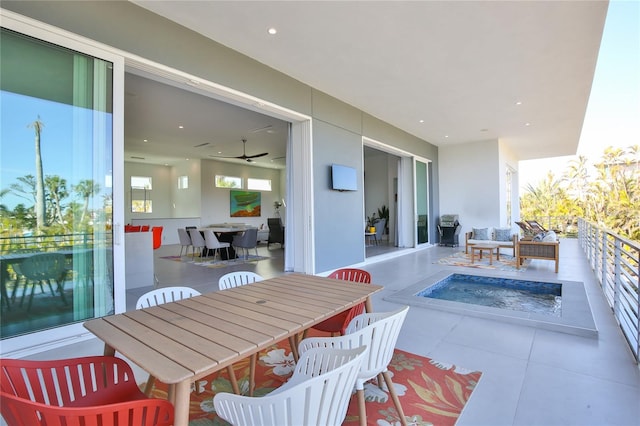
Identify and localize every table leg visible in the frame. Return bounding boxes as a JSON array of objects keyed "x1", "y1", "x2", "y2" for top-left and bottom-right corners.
[
  {"x1": 103, "y1": 344, "x2": 116, "y2": 357},
  {"x1": 488, "y1": 250, "x2": 493, "y2": 265},
  {"x1": 471, "y1": 248, "x2": 476, "y2": 264},
  {"x1": 173, "y1": 381, "x2": 191, "y2": 426},
  {"x1": 365, "y1": 296, "x2": 374, "y2": 313}
]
